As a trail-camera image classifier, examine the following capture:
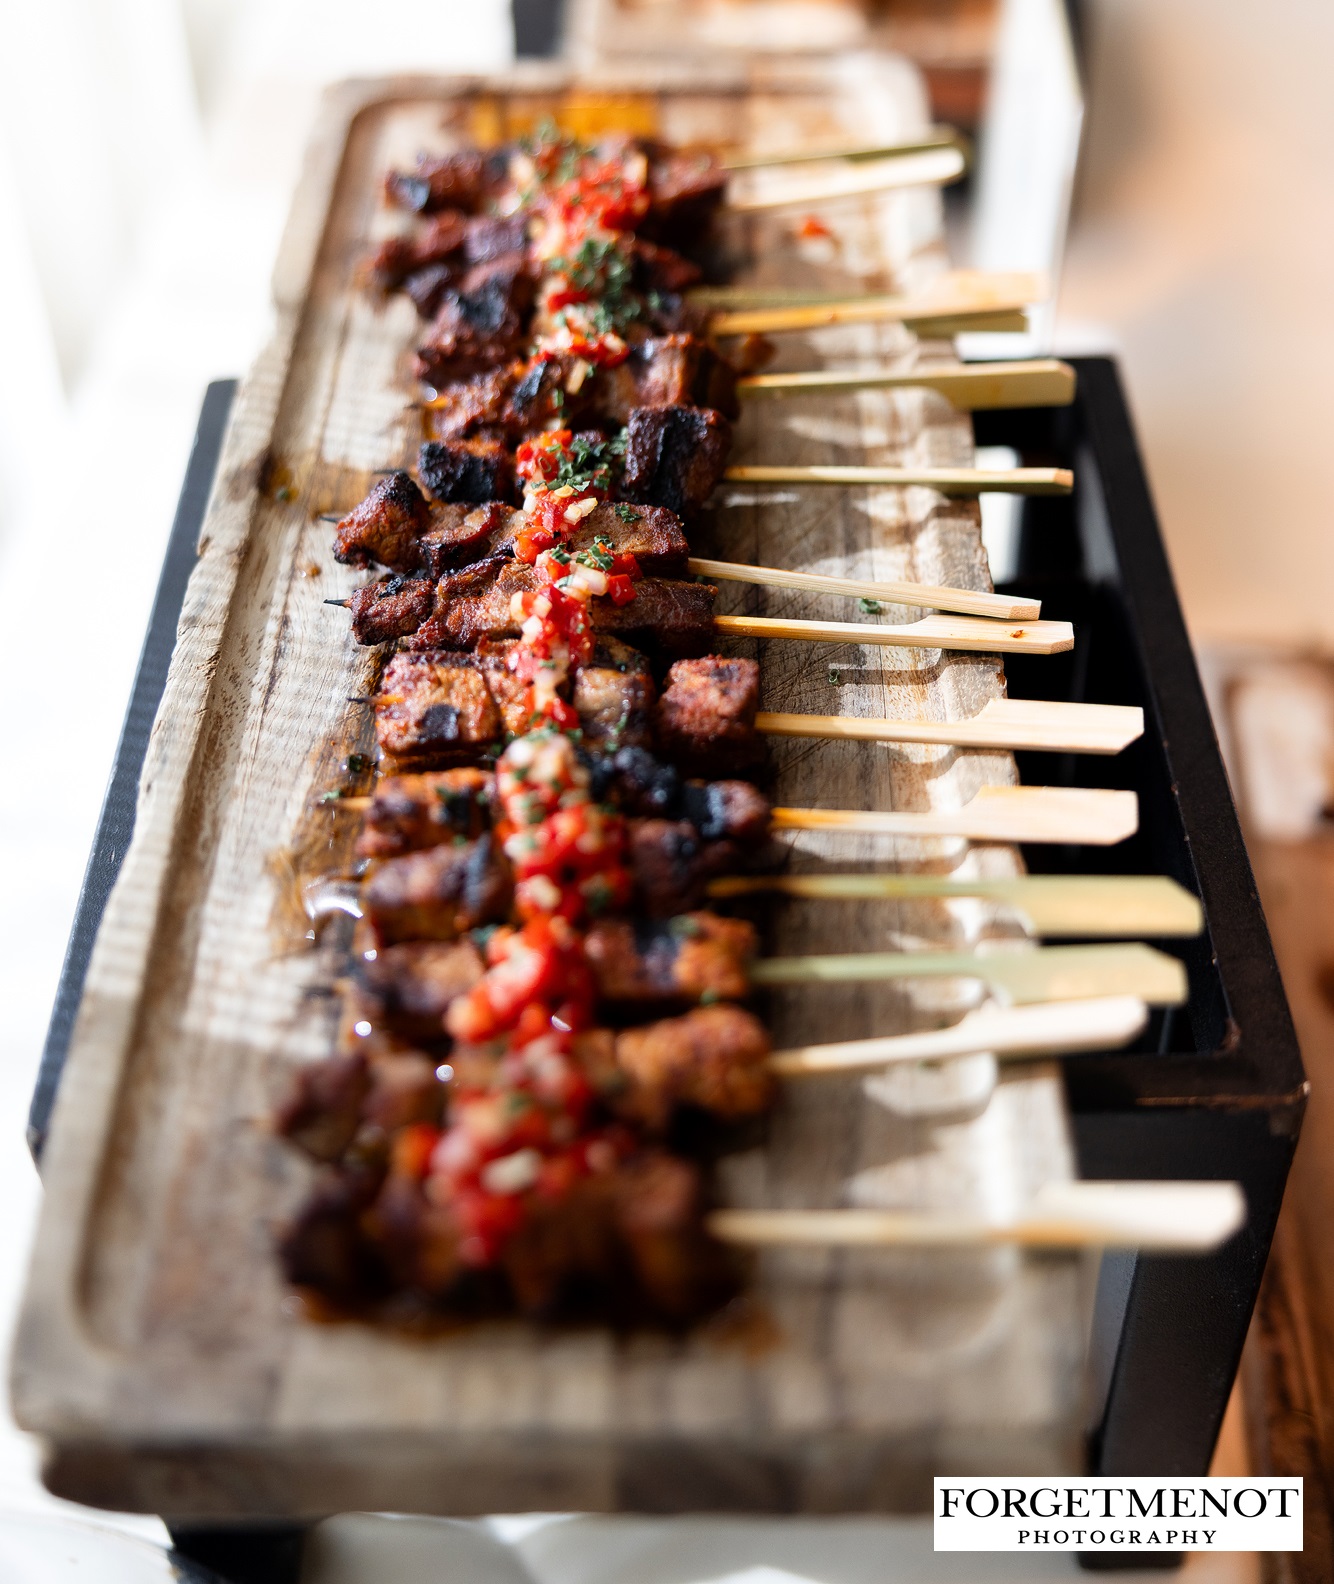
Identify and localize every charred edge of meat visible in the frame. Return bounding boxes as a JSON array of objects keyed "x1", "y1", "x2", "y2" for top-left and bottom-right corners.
[
  {"x1": 334, "y1": 472, "x2": 431, "y2": 569},
  {"x1": 348, "y1": 577, "x2": 435, "y2": 646},
  {"x1": 621, "y1": 405, "x2": 732, "y2": 520},
  {"x1": 356, "y1": 768, "x2": 493, "y2": 859},
  {"x1": 655, "y1": 657, "x2": 766, "y2": 779},
  {"x1": 406, "y1": 562, "x2": 716, "y2": 663},
  {"x1": 418, "y1": 438, "x2": 517, "y2": 504},
  {"x1": 383, "y1": 150, "x2": 508, "y2": 215},
  {"x1": 362, "y1": 835, "x2": 512, "y2": 945}
]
